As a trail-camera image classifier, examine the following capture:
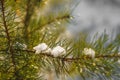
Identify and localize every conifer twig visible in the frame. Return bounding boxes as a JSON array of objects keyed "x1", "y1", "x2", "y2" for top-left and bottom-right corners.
[
  {"x1": 15, "y1": 49, "x2": 120, "y2": 62},
  {"x1": 0, "y1": 0, "x2": 17, "y2": 77}
]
